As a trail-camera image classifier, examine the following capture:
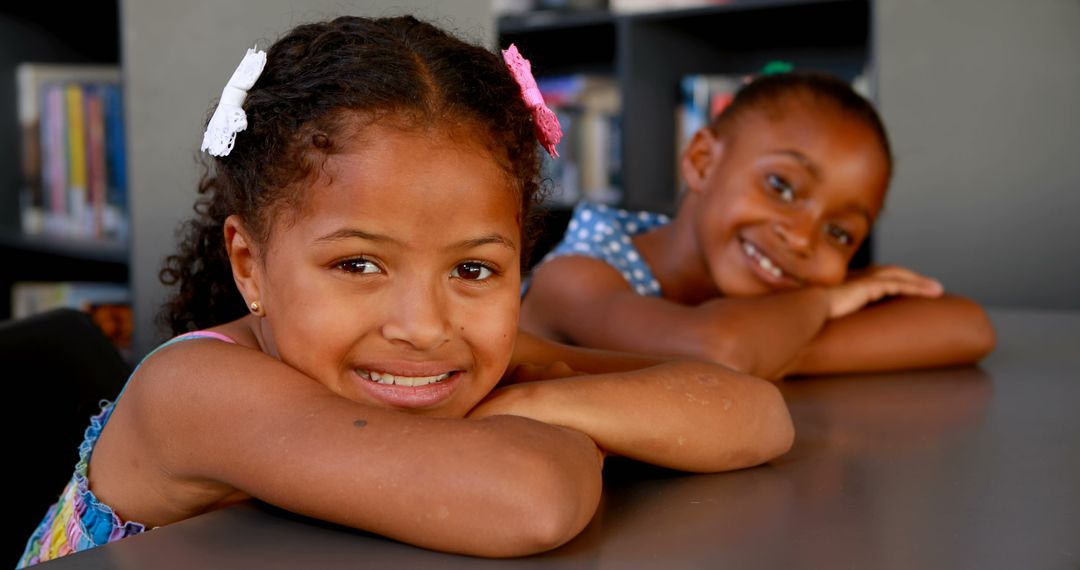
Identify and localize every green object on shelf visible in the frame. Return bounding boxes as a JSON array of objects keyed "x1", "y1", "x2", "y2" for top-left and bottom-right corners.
[{"x1": 760, "y1": 60, "x2": 794, "y2": 76}]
